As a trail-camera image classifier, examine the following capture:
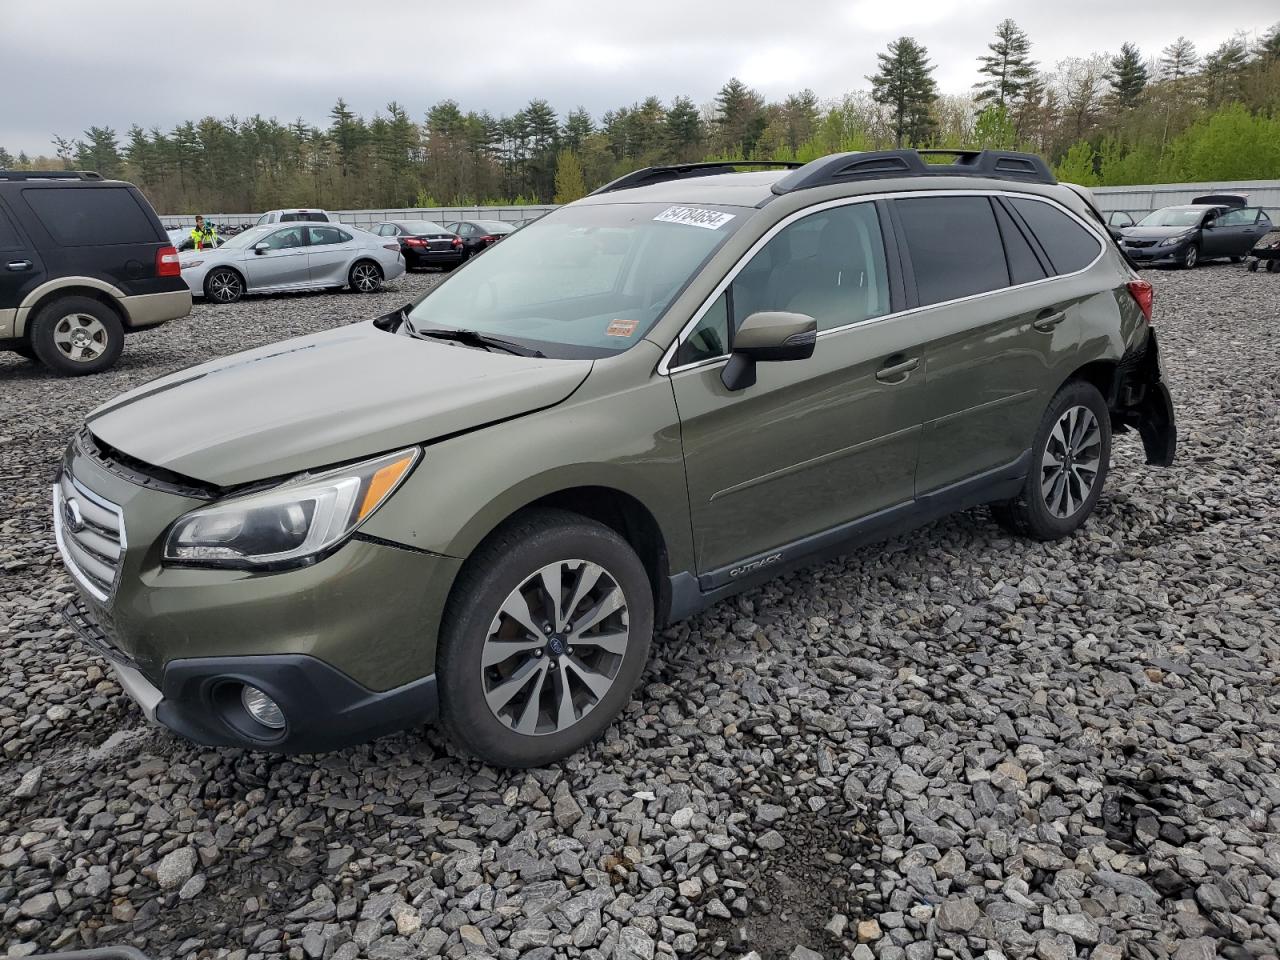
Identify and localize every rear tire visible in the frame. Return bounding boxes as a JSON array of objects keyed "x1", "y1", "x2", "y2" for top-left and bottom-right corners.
[
  {"x1": 1248, "y1": 260, "x2": 1259, "y2": 272},
  {"x1": 349, "y1": 260, "x2": 383, "y2": 293},
  {"x1": 991, "y1": 380, "x2": 1111, "y2": 541},
  {"x1": 1268, "y1": 260, "x2": 1279, "y2": 273},
  {"x1": 438, "y1": 509, "x2": 653, "y2": 768},
  {"x1": 29, "y1": 296, "x2": 125, "y2": 376}
]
